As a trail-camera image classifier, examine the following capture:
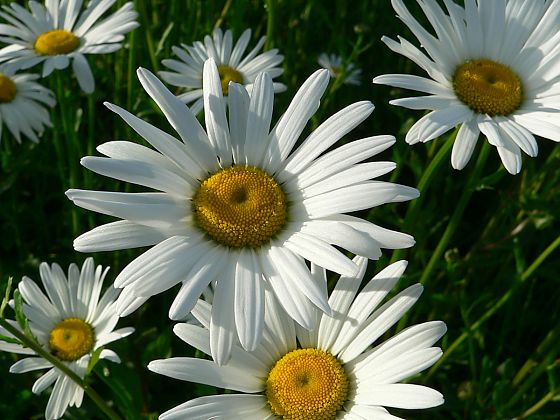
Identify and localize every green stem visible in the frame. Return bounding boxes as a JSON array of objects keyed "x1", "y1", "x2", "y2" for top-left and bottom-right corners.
[
  {"x1": 517, "y1": 387, "x2": 560, "y2": 419},
  {"x1": 390, "y1": 133, "x2": 455, "y2": 263},
  {"x1": 55, "y1": 72, "x2": 81, "y2": 237},
  {"x1": 0, "y1": 318, "x2": 122, "y2": 420},
  {"x1": 425, "y1": 231, "x2": 560, "y2": 380},
  {"x1": 214, "y1": 0, "x2": 233, "y2": 29},
  {"x1": 138, "y1": 0, "x2": 158, "y2": 72},
  {"x1": 418, "y1": 141, "x2": 490, "y2": 285},
  {"x1": 264, "y1": 0, "x2": 275, "y2": 50}
]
